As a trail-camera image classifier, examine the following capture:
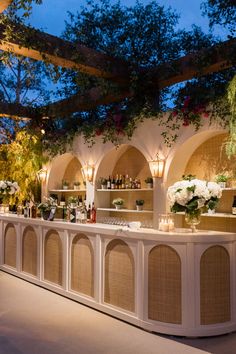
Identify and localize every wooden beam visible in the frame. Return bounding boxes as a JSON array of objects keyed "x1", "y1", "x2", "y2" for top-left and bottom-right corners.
[
  {"x1": 42, "y1": 87, "x2": 132, "y2": 118},
  {"x1": 0, "y1": 18, "x2": 130, "y2": 84},
  {"x1": 0, "y1": 102, "x2": 36, "y2": 120},
  {"x1": 0, "y1": 87, "x2": 132, "y2": 120},
  {"x1": 0, "y1": 1, "x2": 12, "y2": 13},
  {"x1": 148, "y1": 38, "x2": 236, "y2": 89}
]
